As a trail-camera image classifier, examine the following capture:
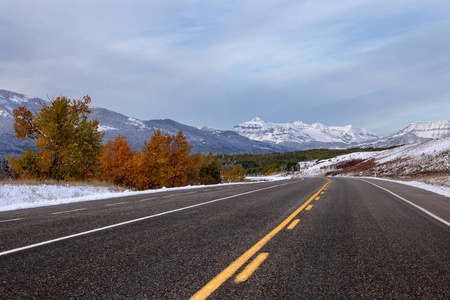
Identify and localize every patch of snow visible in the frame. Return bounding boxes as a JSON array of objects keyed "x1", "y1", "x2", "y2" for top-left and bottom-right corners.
[
  {"x1": 127, "y1": 117, "x2": 147, "y2": 130},
  {"x1": 246, "y1": 174, "x2": 295, "y2": 182},
  {"x1": 197, "y1": 126, "x2": 220, "y2": 132},
  {"x1": 98, "y1": 125, "x2": 118, "y2": 132},
  {"x1": 0, "y1": 110, "x2": 12, "y2": 118},
  {"x1": 9, "y1": 95, "x2": 31, "y2": 104}
]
